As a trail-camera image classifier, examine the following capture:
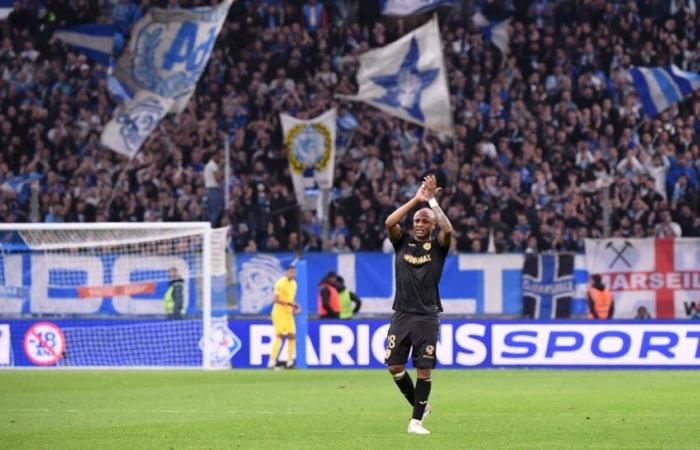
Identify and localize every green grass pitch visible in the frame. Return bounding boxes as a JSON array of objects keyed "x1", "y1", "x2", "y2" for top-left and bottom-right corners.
[{"x1": 1, "y1": 370, "x2": 698, "y2": 449}]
